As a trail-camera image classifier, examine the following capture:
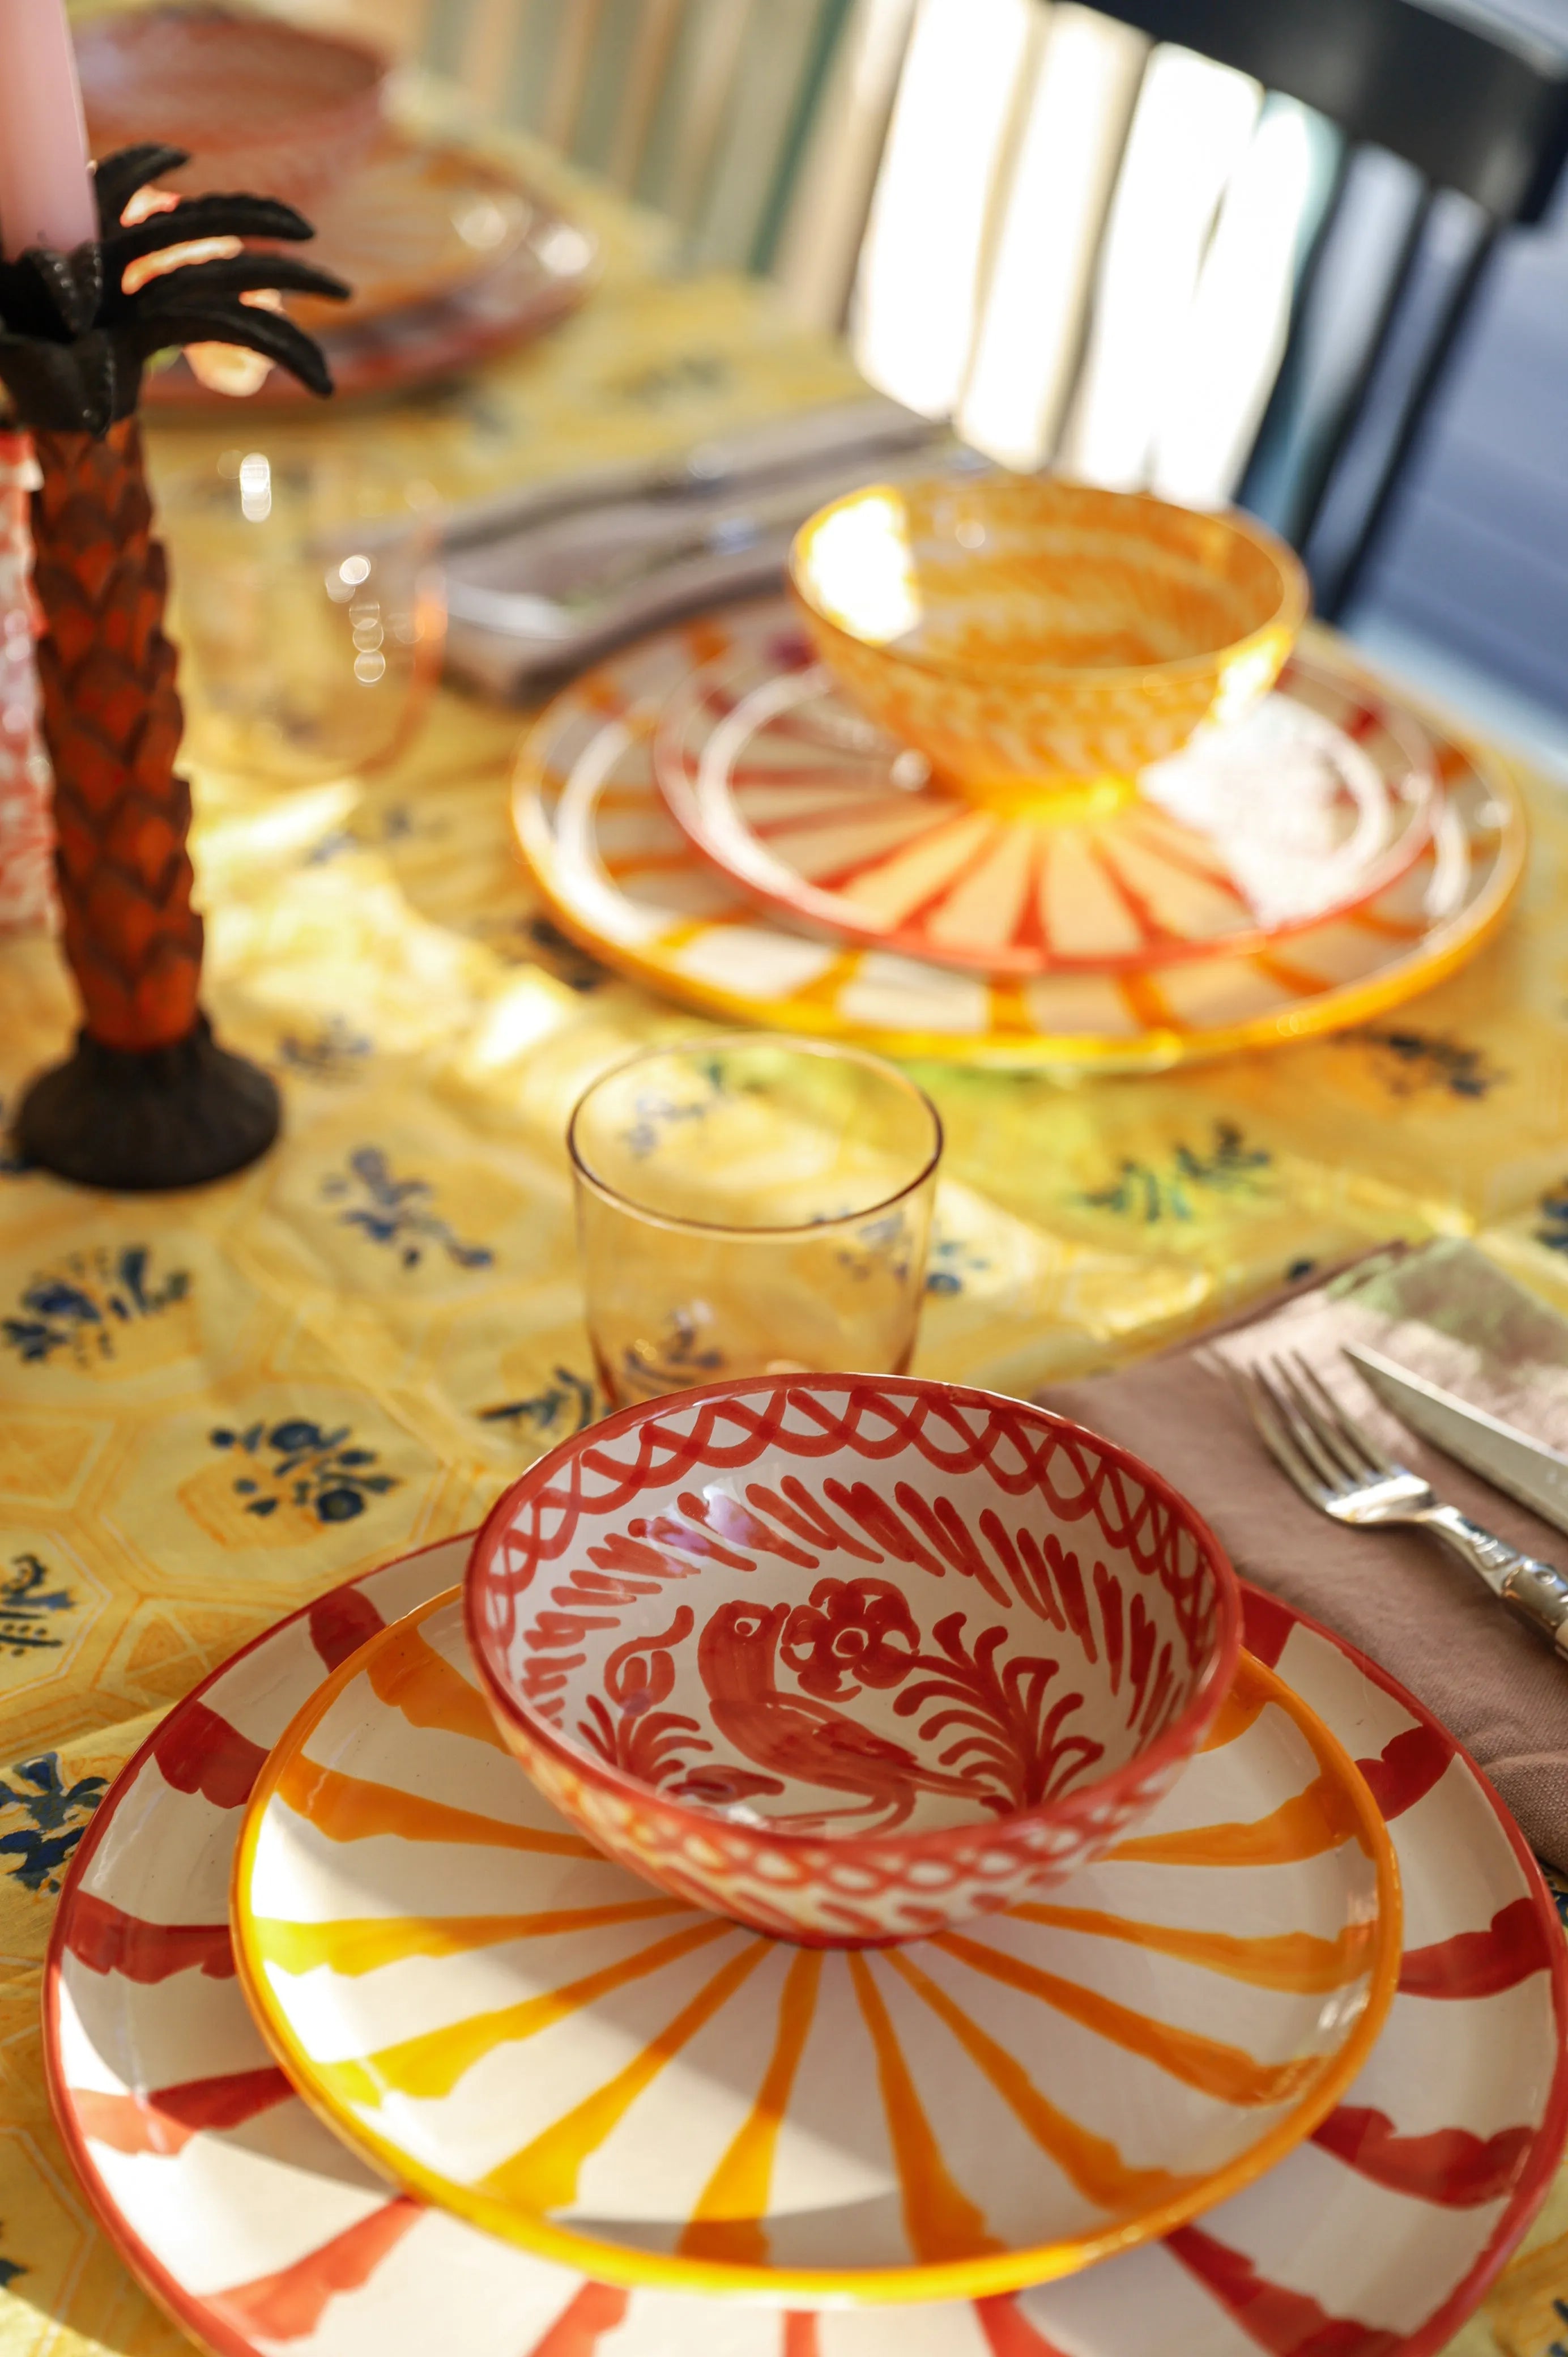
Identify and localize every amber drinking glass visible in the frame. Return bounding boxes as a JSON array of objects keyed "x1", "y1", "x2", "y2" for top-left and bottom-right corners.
[
  {"x1": 156, "y1": 444, "x2": 445, "y2": 785},
  {"x1": 569, "y1": 1036, "x2": 943, "y2": 1408}
]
